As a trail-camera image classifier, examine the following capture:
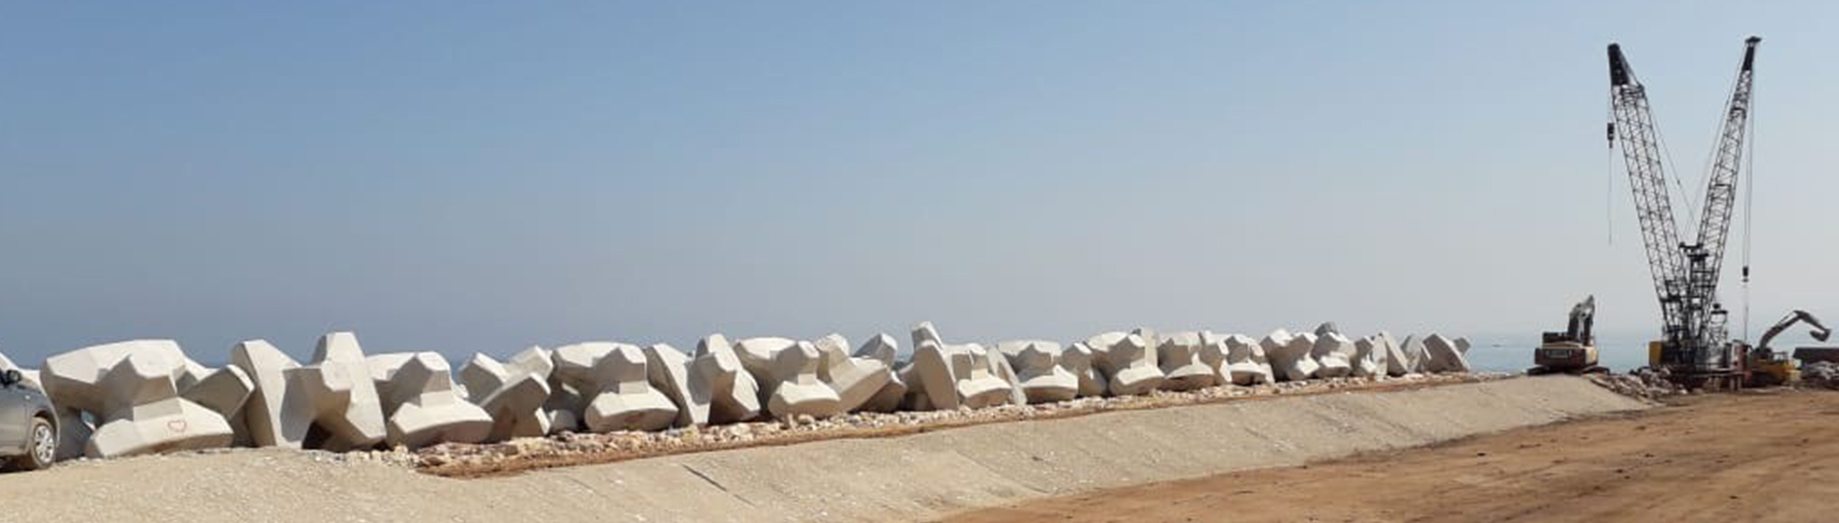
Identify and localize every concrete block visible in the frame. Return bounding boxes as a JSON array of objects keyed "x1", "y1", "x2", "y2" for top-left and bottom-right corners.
[
  {"x1": 1422, "y1": 334, "x2": 1472, "y2": 373},
  {"x1": 1351, "y1": 336, "x2": 1389, "y2": 379},
  {"x1": 1262, "y1": 330, "x2": 1321, "y2": 382},
  {"x1": 558, "y1": 343, "x2": 680, "y2": 432},
  {"x1": 1156, "y1": 332, "x2": 1219, "y2": 391},
  {"x1": 1379, "y1": 332, "x2": 1411, "y2": 377},
  {"x1": 1398, "y1": 335, "x2": 1430, "y2": 374},
  {"x1": 996, "y1": 341, "x2": 1078, "y2": 404},
  {"x1": 41, "y1": 340, "x2": 243, "y2": 459},
  {"x1": 1310, "y1": 332, "x2": 1357, "y2": 379},
  {"x1": 231, "y1": 334, "x2": 390, "y2": 452},
  {"x1": 949, "y1": 343, "x2": 1013, "y2": 409},
  {"x1": 899, "y1": 322, "x2": 1013, "y2": 410},
  {"x1": 690, "y1": 334, "x2": 761, "y2": 424},
  {"x1": 898, "y1": 338, "x2": 958, "y2": 411},
  {"x1": 852, "y1": 334, "x2": 907, "y2": 413},
  {"x1": 372, "y1": 352, "x2": 493, "y2": 448},
  {"x1": 813, "y1": 334, "x2": 897, "y2": 413},
  {"x1": 460, "y1": 346, "x2": 555, "y2": 441},
  {"x1": 1215, "y1": 333, "x2": 1275, "y2": 385},
  {"x1": 1086, "y1": 332, "x2": 1165, "y2": 395},
  {"x1": 1454, "y1": 337, "x2": 1472, "y2": 355},
  {"x1": 1062, "y1": 342, "x2": 1108, "y2": 397},
  {"x1": 733, "y1": 338, "x2": 843, "y2": 419},
  {"x1": 642, "y1": 344, "x2": 697, "y2": 428},
  {"x1": 84, "y1": 350, "x2": 236, "y2": 458}
]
